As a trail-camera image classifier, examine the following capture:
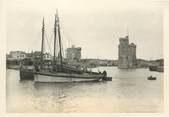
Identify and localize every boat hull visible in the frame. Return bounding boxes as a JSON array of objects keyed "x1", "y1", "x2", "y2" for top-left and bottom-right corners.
[
  {"x1": 7, "y1": 65, "x2": 20, "y2": 70},
  {"x1": 20, "y1": 66, "x2": 34, "y2": 80},
  {"x1": 34, "y1": 72, "x2": 102, "y2": 82}
]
